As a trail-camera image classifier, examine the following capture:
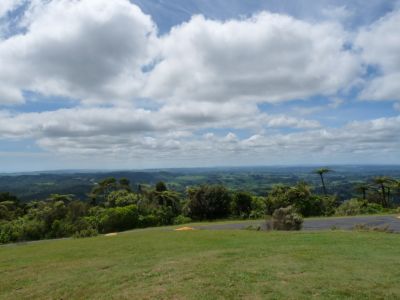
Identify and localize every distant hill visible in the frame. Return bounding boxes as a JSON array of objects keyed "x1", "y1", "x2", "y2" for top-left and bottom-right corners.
[{"x1": 1, "y1": 165, "x2": 400, "y2": 202}]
